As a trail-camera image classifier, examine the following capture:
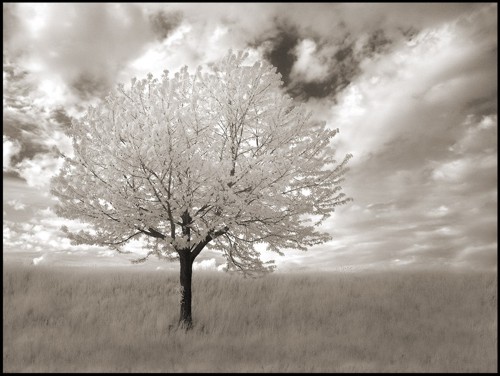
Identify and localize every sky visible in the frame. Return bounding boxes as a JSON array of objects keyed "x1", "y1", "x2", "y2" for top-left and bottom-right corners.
[{"x1": 3, "y1": 3, "x2": 497, "y2": 273}]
